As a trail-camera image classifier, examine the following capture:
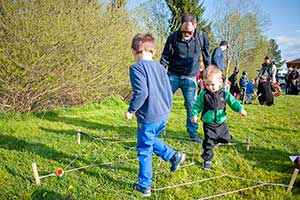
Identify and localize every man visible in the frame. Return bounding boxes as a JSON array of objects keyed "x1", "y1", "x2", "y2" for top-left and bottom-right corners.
[
  {"x1": 257, "y1": 56, "x2": 277, "y2": 84},
  {"x1": 256, "y1": 56, "x2": 277, "y2": 105},
  {"x1": 211, "y1": 40, "x2": 229, "y2": 72},
  {"x1": 160, "y1": 14, "x2": 210, "y2": 143}
]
